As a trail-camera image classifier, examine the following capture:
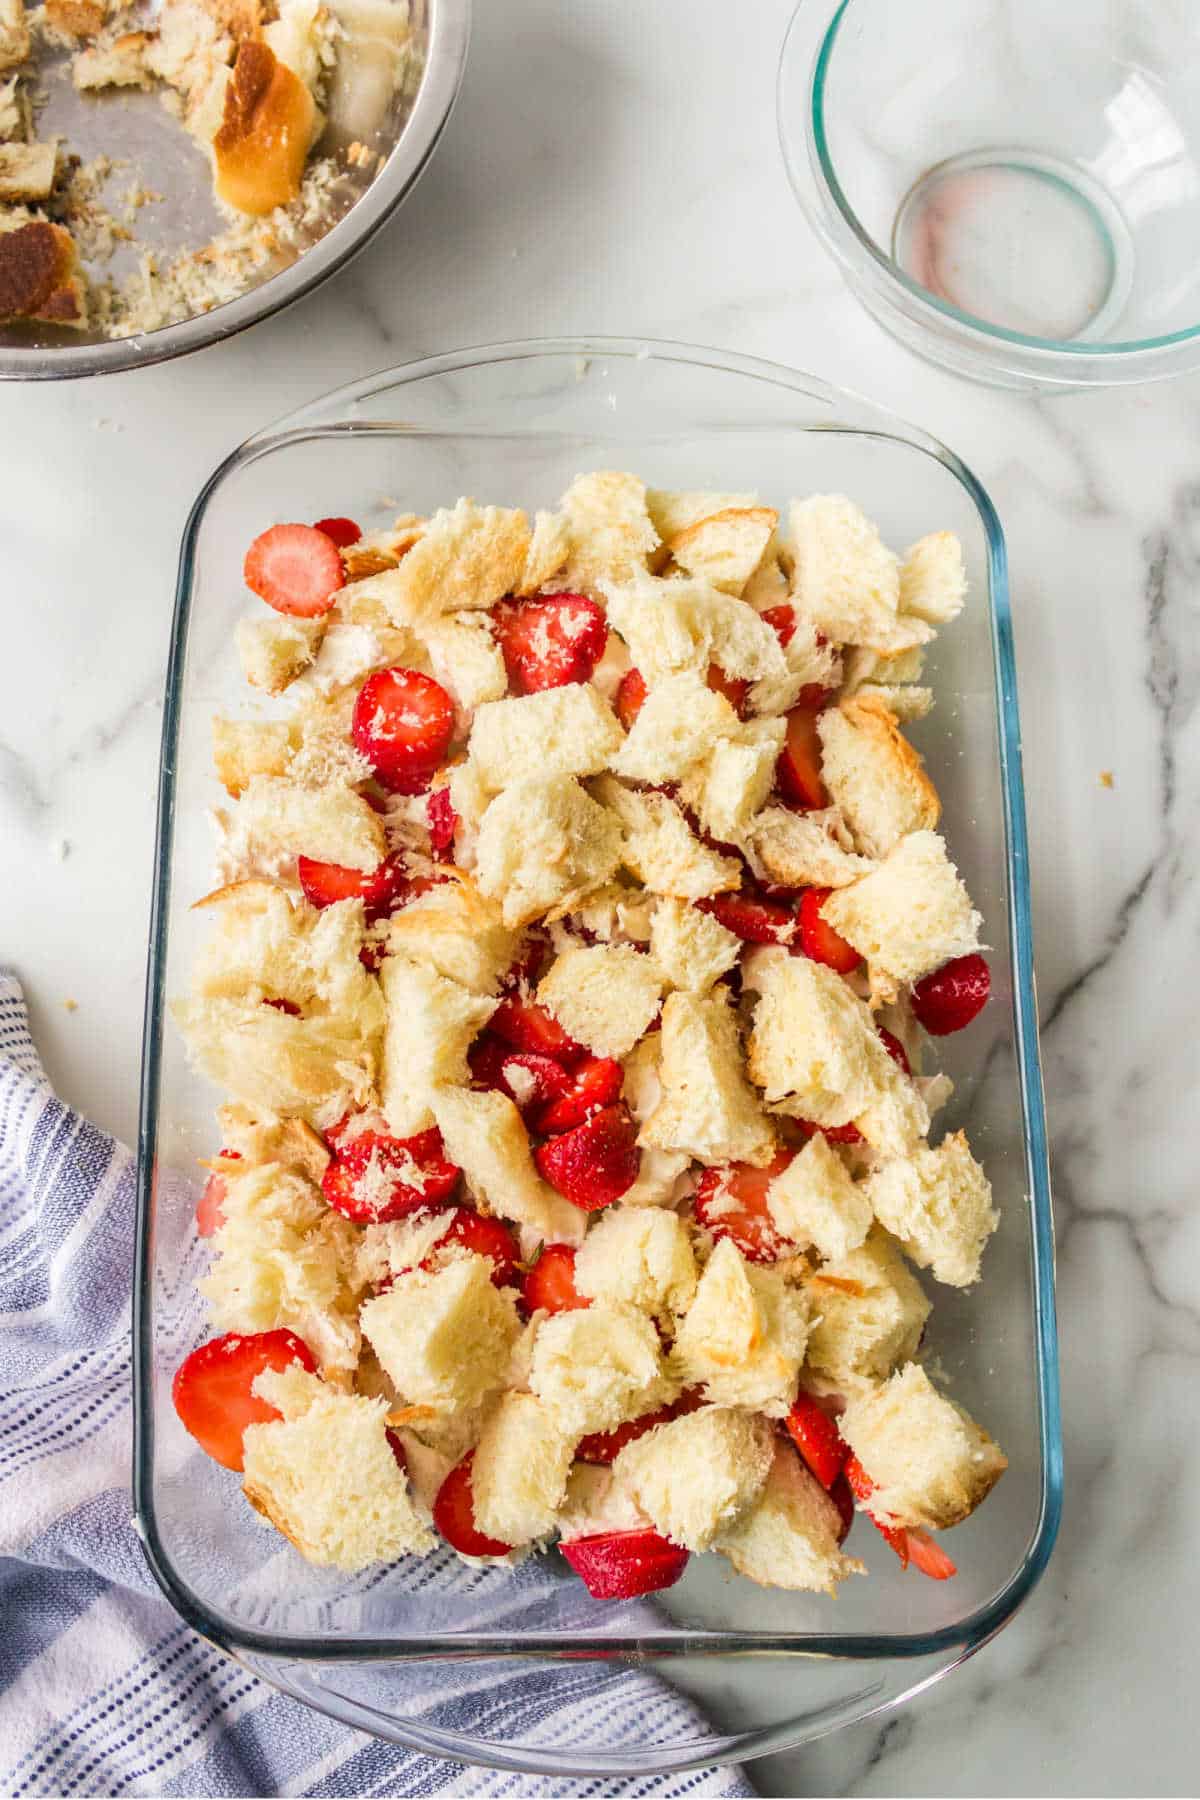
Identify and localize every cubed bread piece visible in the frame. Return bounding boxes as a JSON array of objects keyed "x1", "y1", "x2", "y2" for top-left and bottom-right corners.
[
  {"x1": 863, "y1": 1131, "x2": 998, "y2": 1287},
  {"x1": 374, "y1": 498, "x2": 530, "y2": 623},
  {"x1": 603, "y1": 569, "x2": 787, "y2": 687},
  {"x1": 672, "y1": 1238, "x2": 809, "y2": 1415},
  {"x1": 746, "y1": 612, "x2": 843, "y2": 719},
  {"x1": 444, "y1": 757, "x2": 491, "y2": 867},
  {"x1": 747, "y1": 806, "x2": 875, "y2": 891},
  {"x1": 190, "y1": 881, "x2": 368, "y2": 1014},
  {"x1": 235, "y1": 613, "x2": 324, "y2": 693},
  {"x1": 842, "y1": 644, "x2": 927, "y2": 694},
  {"x1": 0, "y1": 0, "x2": 30, "y2": 70},
  {"x1": 559, "y1": 470, "x2": 660, "y2": 594},
  {"x1": 804, "y1": 1229, "x2": 931, "y2": 1386},
  {"x1": 612, "y1": 1405, "x2": 774, "y2": 1550},
  {"x1": 789, "y1": 494, "x2": 932, "y2": 656},
  {"x1": 475, "y1": 775, "x2": 622, "y2": 928},
  {"x1": 515, "y1": 508, "x2": 572, "y2": 595},
  {"x1": 680, "y1": 716, "x2": 785, "y2": 843},
  {"x1": 430, "y1": 1086, "x2": 586, "y2": 1247},
  {"x1": 641, "y1": 989, "x2": 776, "y2": 1168},
  {"x1": 646, "y1": 489, "x2": 760, "y2": 541},
  {"x1": 469, "y1": 685, "x2": 623, "y2": 793},
  {"x1": 838, "y1": 1362, "x2": 1007, "y2": 1530},
  {"x1": 536, "y1": 943, "x2": 664, "y2": 1058},
  {"x1": 529, "y1": 1301, "x2": 669, "y2": 1436},
  {"x1": 611, "y1": 672, "x2": 741, "y2": 787},
  {"x1": 419, "y1": 612, "x2": 508, "y2": 709},
  {"x1": 236, "y1": 775, "x2": 386, "y2": 872},
  {"x1": 820, "y1": 831, "x2": 982, "y2": 987},
  {"x1": 714, "y1": 1442, "x2": 866, "y2": 1594},
  {"x1": 666, "y1": 506, "x2": 779, "y2": 596},
  {"x1": 284, "y1": 686, "x2": 373, "y2": 790},
  {"x1": 766, "y1": 1133, "x2": 872, "y2": 1262},
  {"x1": 175, "y1": 993, "x2": 377, "y2": 1126},
  {"x1": 561, "y1": 884, "x2": 654, "y2": 946},
  {"x1": 211, "y1": 716, "x2": 294, "y2": 796},
  {"x1": 855, "y1": 682, "x2": 933, "y2": 723},
  {"x1": 0, "y1": 141, "x2": 58, "y2": 202},
  {"x1": 573, "y1": 1205, "x2": 698, "y2": 1318},
  {"x1": 0, "y1": 72, "x2": 21, "y2": 134},
  {"x1": 354, "y1": 1209, "x2": 458, "y2": 1290},
  {"x1": 900, "y1": 531, "x2": 967, "y2": 625},
  {"x1": 72, "y1": 29, "x2": 154, "y2": 88},
  {"x1": 594, "y1": 776, "x2": 742, "y2": 900},
  {"x1": 471, "y1": 1392, "x2": 575, "y2": 1544},
  {"x1": 360, "y1": 1254, "x2": 522, "y2": 1412},
  {"x1": 387, "y1": 879, "x2": 519, "y2": 996},
  {"x1": 298, "y1": 614, "x2": 420, "y2": 699},
  {"x1": 649, "y1": 895, "x2": 740, "y2": 993},
  {"x1": 379, "y1": 956, "x2": 497, "y2": 1134},
  {"x1": 556, "y1": 1462, "x2": 652, "y2": 1542},
  {"x1": 242, "y1": 1366, "x2": 434, "y2": 1568},
  {"x1": 816, "y1": 695, "x2": 940, "y2": 860}
]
